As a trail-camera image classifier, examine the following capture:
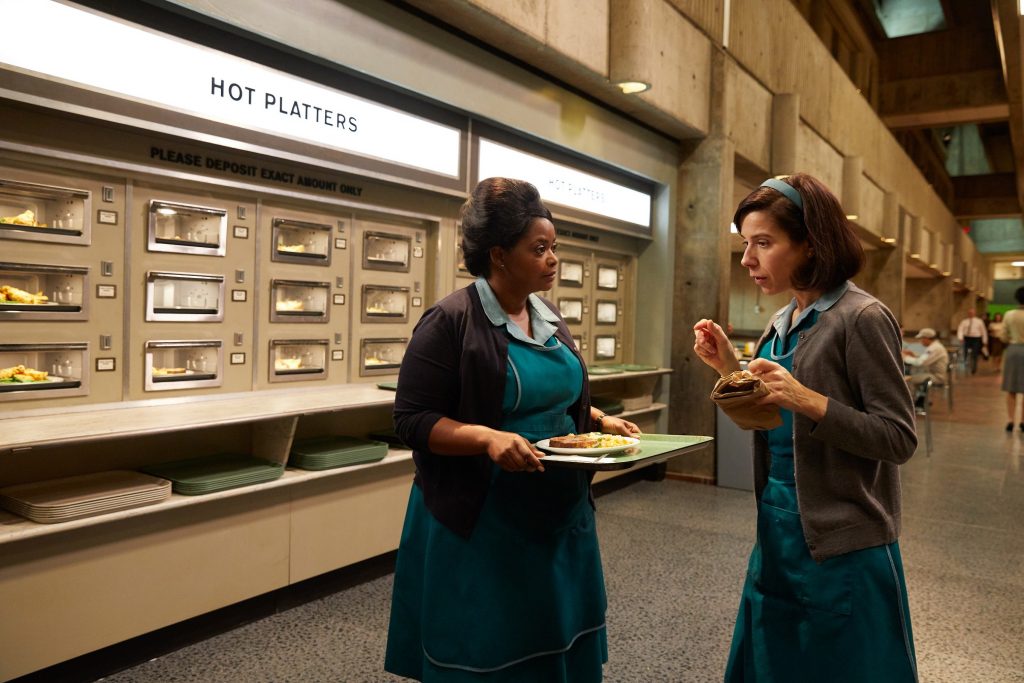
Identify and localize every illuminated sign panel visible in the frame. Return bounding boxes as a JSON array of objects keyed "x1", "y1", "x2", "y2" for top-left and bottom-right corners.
[
  {"x1": 477, "y1": 139, "x2": 651, "y2": 228},
  {"x1": 0, "y1": 0, "x2": 461, "y2": 177}
]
